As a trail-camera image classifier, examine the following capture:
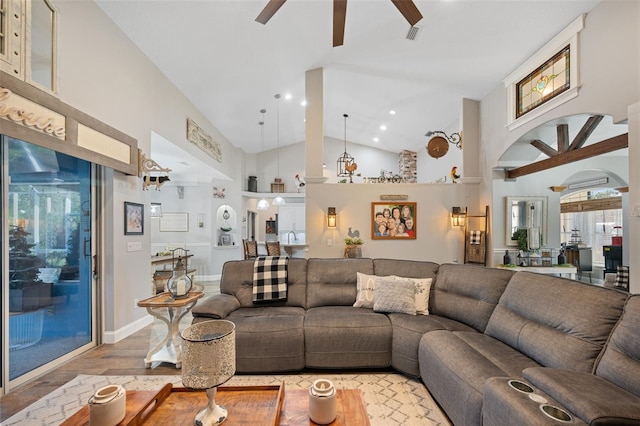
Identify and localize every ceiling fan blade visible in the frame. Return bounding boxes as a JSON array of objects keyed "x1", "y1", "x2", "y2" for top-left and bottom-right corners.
[
  {"x1": 256, "y1": 0, "x2": 287, "y2": 24},
  {"x1": 390, "y1": 0, "x2": 423, "y2": 26},
  {"x1": 333, "y1": 0, "x2": 347, "y2": 47}
]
